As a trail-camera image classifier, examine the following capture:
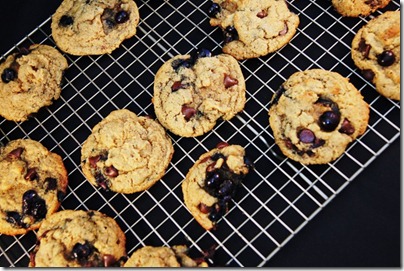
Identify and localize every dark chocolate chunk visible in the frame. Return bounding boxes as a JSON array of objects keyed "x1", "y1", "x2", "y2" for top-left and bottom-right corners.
[
  {"x1": 223, "y1": 74, "x2": 238, "y2": 88},
  {"x1": 181, "y1": 105, "x2": 196, "y2": 121},
  {"x1": 25, "y1": 168, "x2": 39, "y2": 181},
  {"x1": 358, "y1": 38, "x2": 371, "y2": 58},
  {"x1": 7, "y1": 147, "x2": 24, "y2": 159}
]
